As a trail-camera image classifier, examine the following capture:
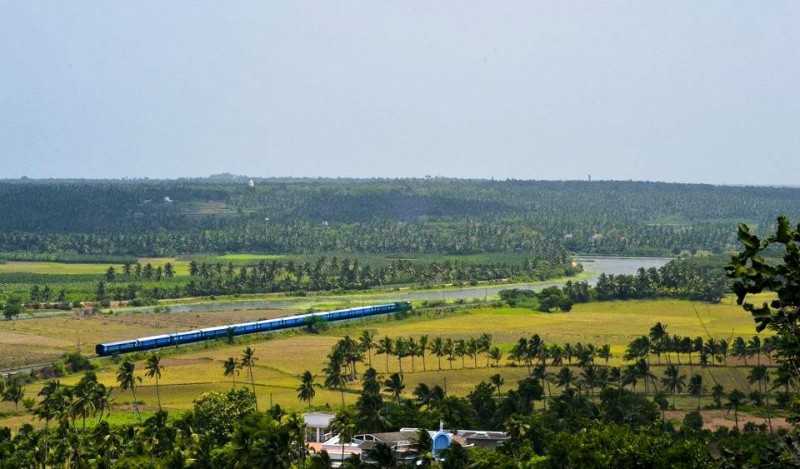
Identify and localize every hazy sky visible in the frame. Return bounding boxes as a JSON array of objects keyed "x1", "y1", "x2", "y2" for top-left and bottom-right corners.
[{"x1": 2, "y1": 2, "x2": 799, "y2": 184}]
